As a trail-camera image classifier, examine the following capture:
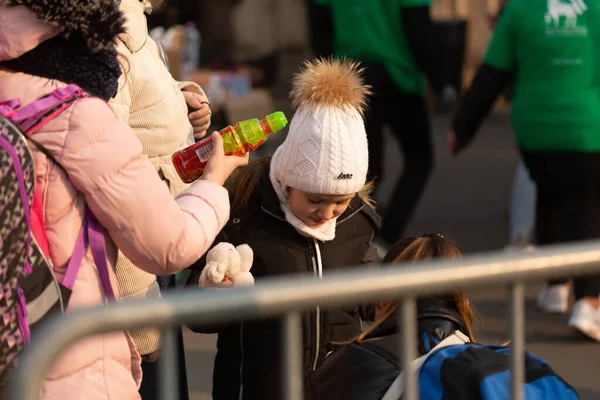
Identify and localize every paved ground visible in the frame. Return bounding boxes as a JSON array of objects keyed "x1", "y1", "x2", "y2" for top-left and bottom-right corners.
[{"x1": 182, "y1": 56, "x2": 600, "y2": 399}]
